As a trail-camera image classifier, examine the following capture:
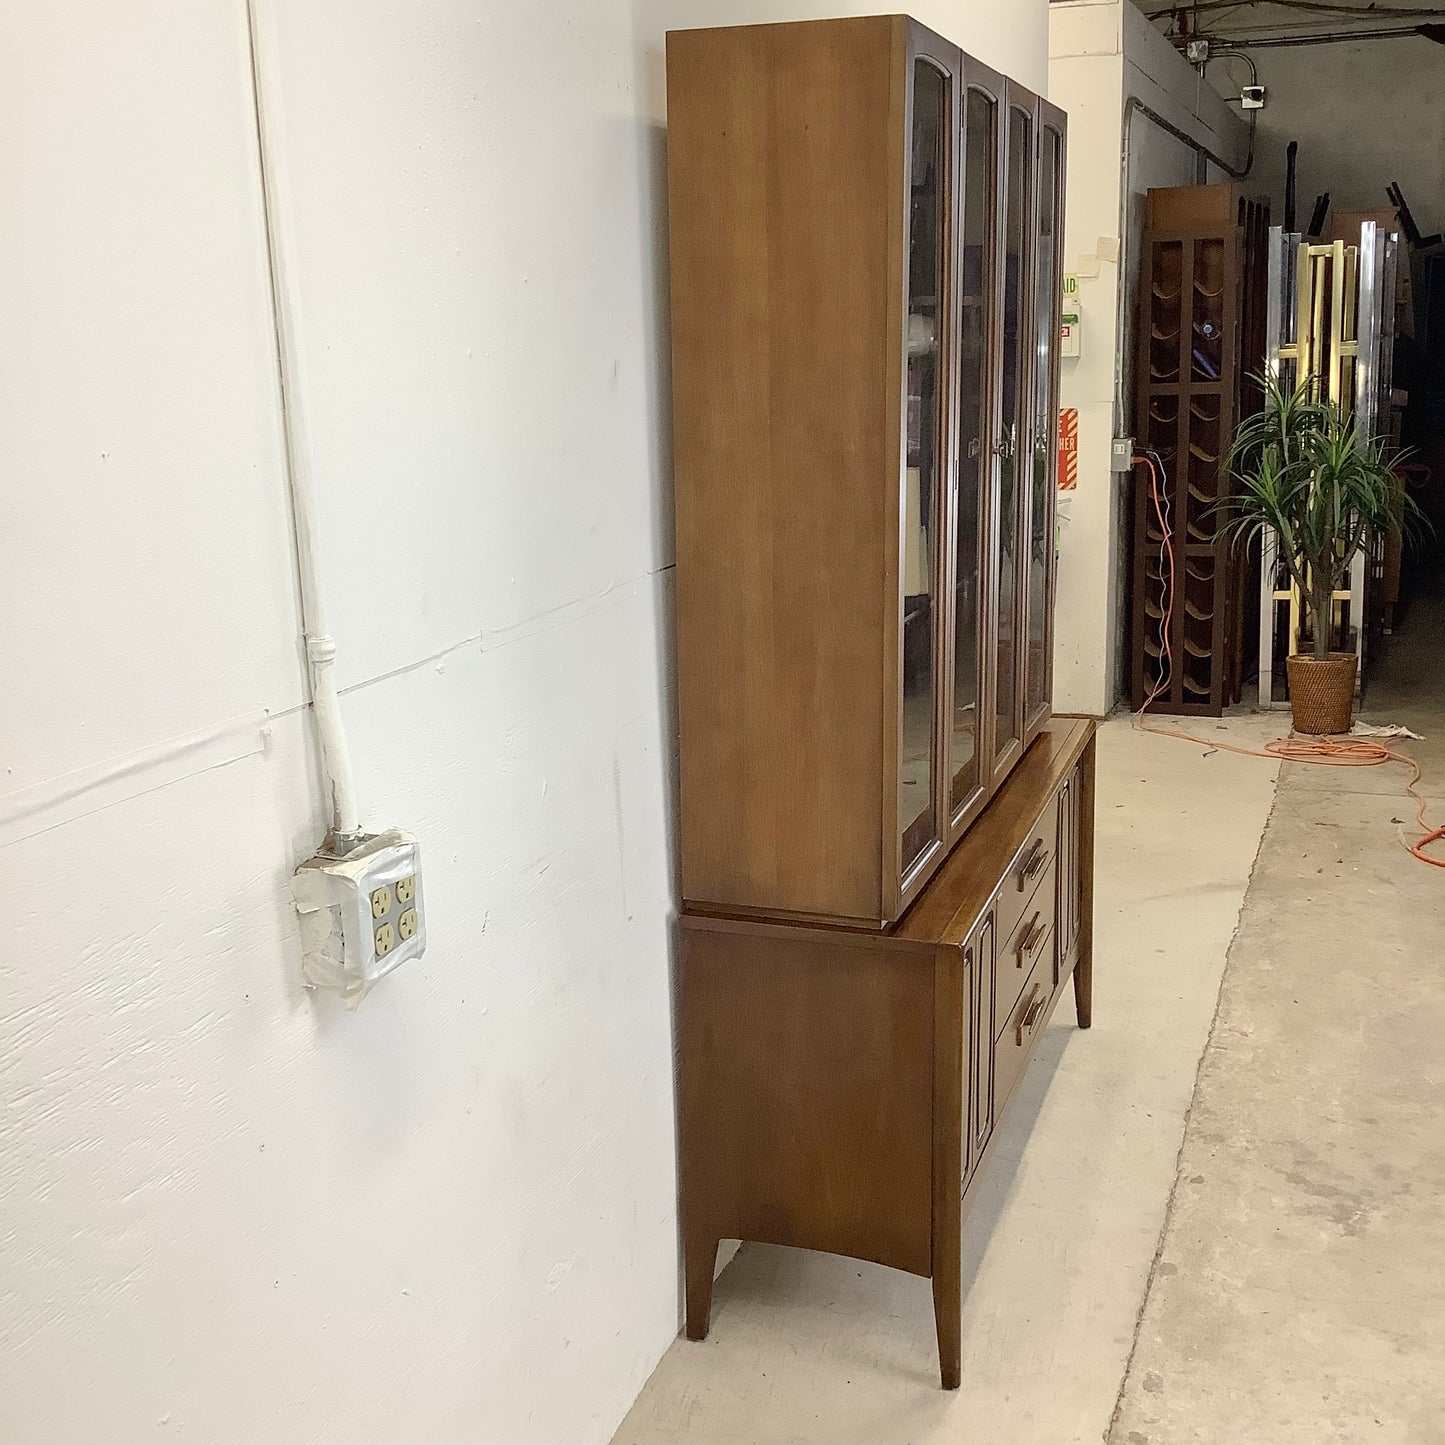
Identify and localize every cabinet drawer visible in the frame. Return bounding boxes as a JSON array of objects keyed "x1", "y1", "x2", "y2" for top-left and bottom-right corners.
[
  {"x1": 995, "y1": 795, "x2": 1059, "y2": 947},
  {"x1": 995, "y1": 858, "x2": 1056, "y2": 1030},
  {"x1": 992, "y1": 946, "x2": 1053, "y2": 1115}
]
